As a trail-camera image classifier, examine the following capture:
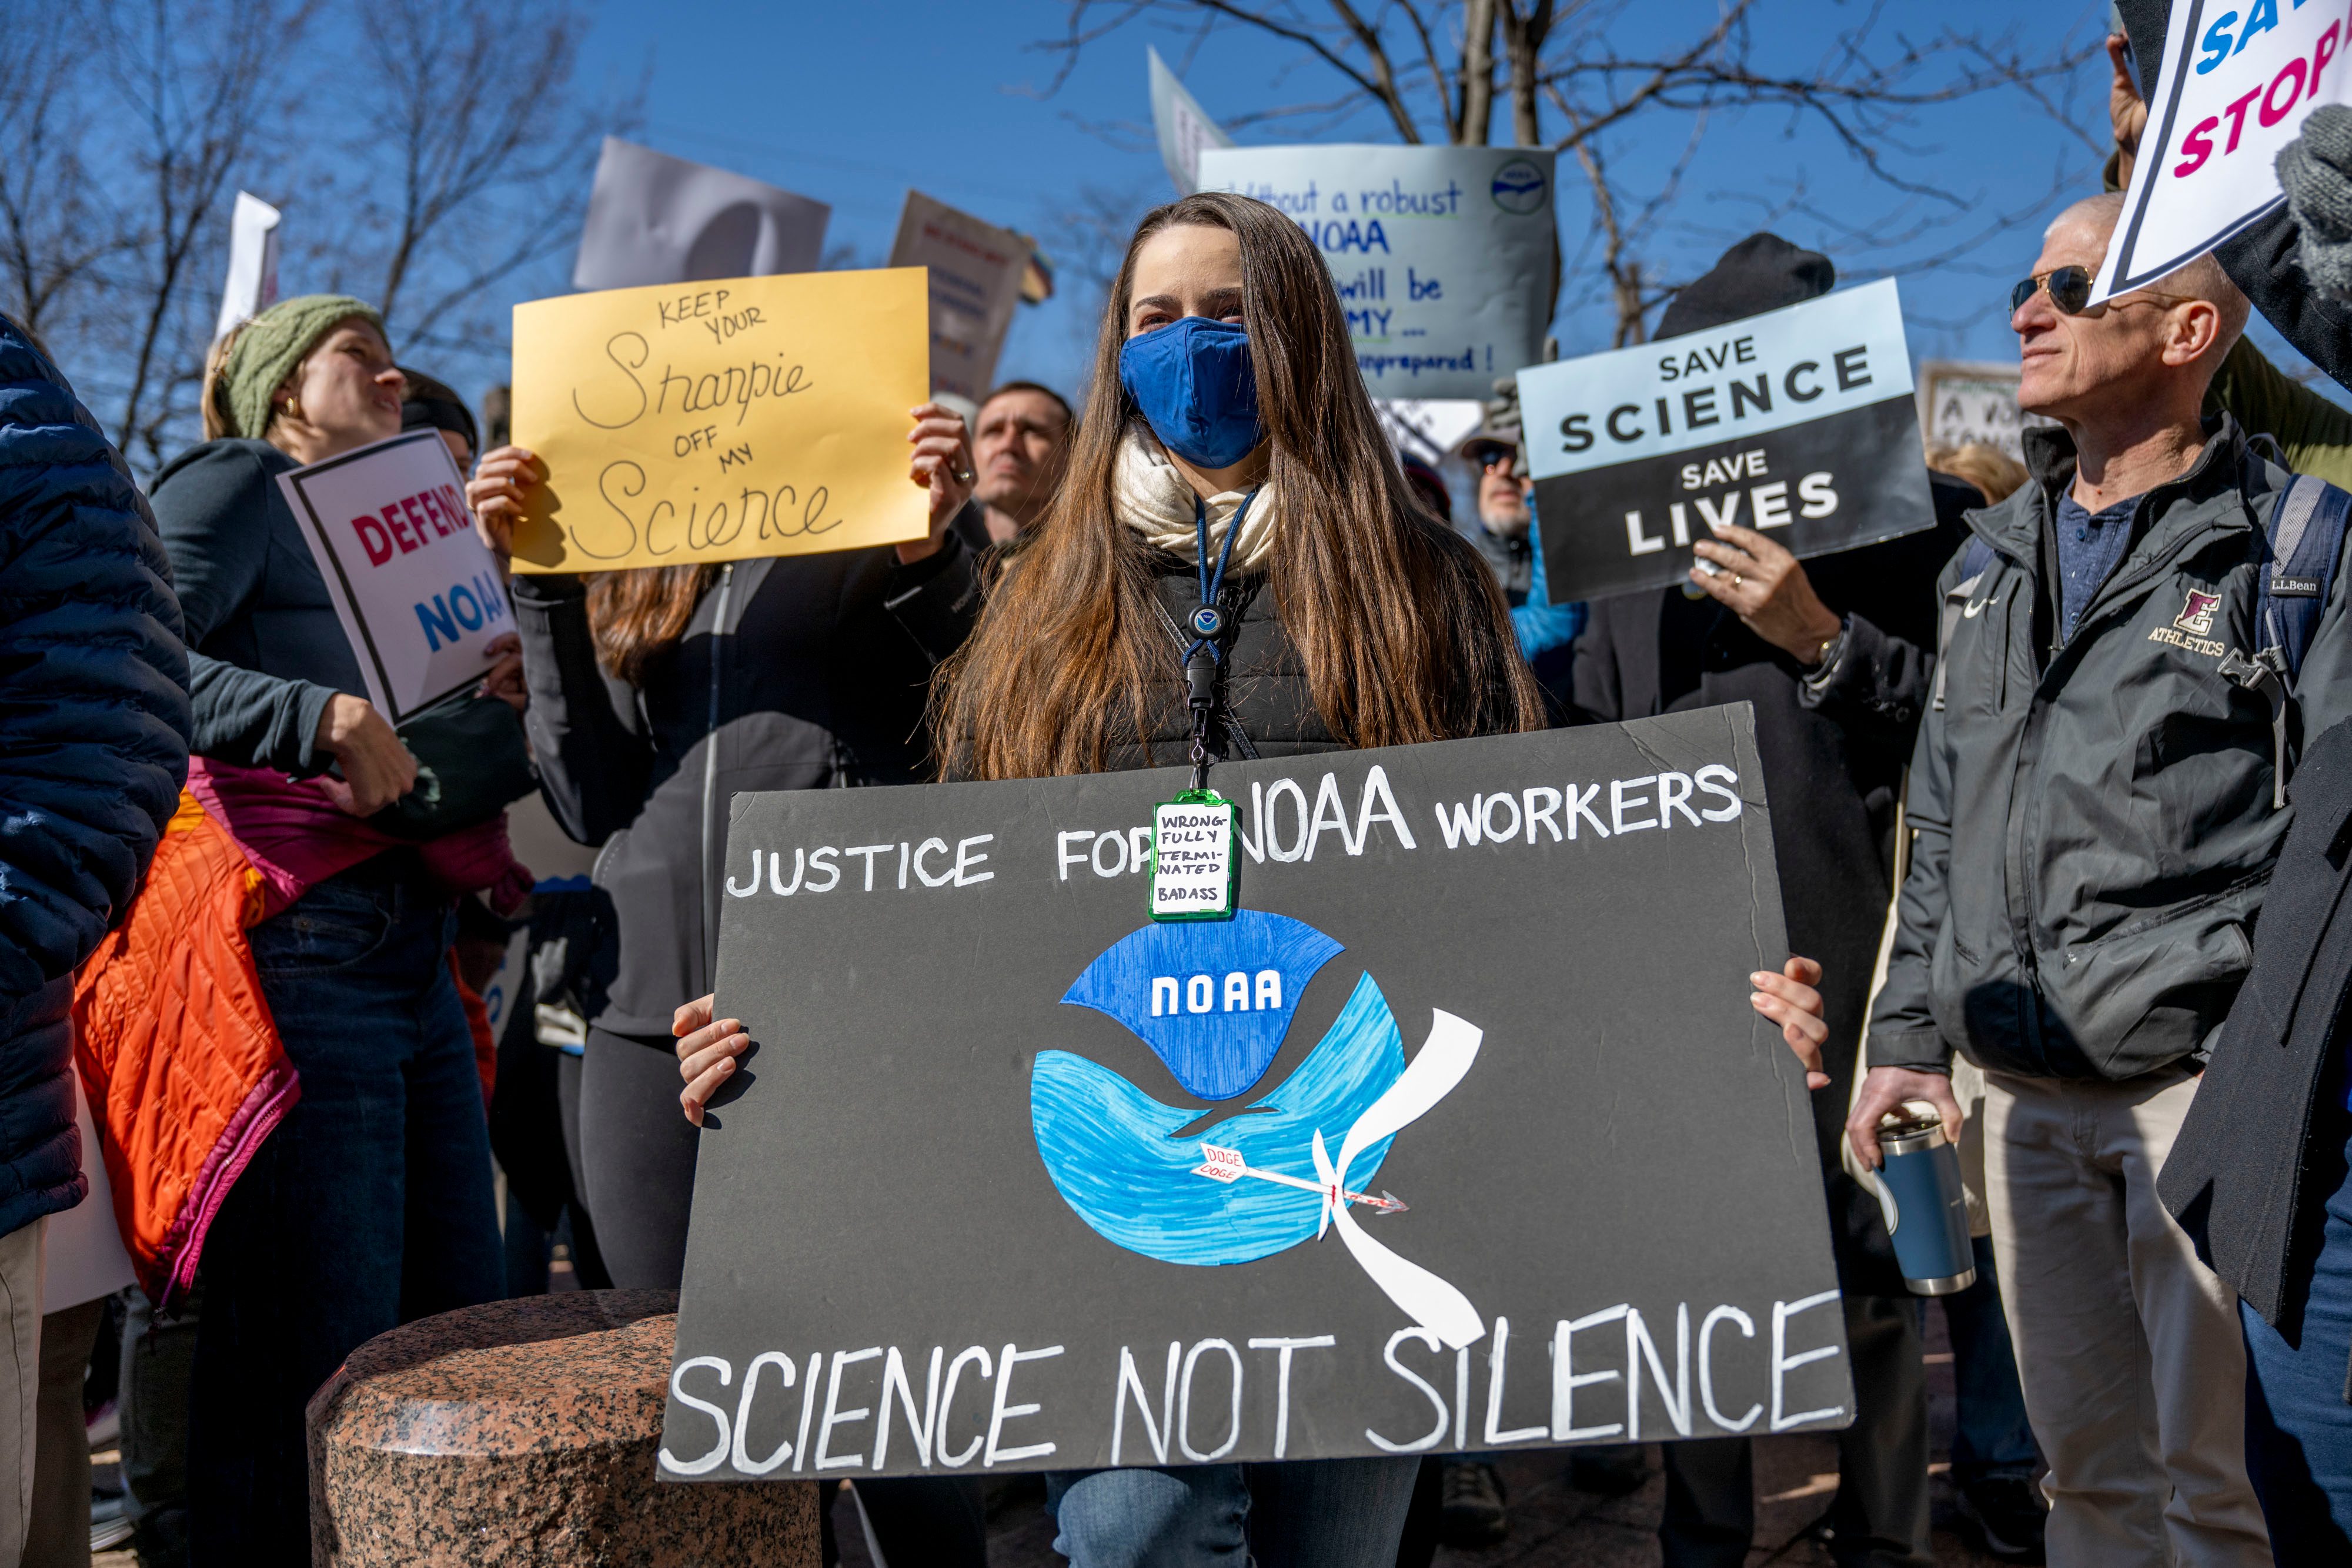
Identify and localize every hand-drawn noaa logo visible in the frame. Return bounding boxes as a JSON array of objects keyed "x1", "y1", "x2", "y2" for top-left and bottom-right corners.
[
  {"x1": 1031, "y1": 910, "x2": 1488, "y2": 1348},
  {"x1": 1489, "y1": 158, "x2": 1547, "y2": 216},
  {"x1": 2176, "y1": 589, "x2": 2222, "y2": 636}
]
